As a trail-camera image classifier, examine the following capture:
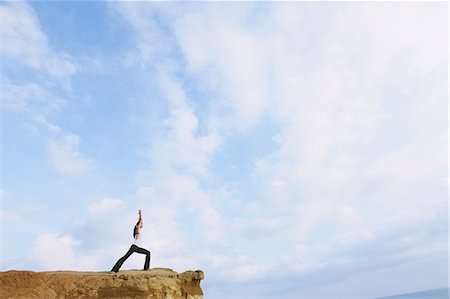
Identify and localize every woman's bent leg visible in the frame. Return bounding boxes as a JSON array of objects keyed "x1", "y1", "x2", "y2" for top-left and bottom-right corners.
[
  {"x1": 134, "y1": 246, "x2": 151, "y2": 270},
  {"x1": 111, "y1": 246, "x2": 136, "y2": 272}
]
